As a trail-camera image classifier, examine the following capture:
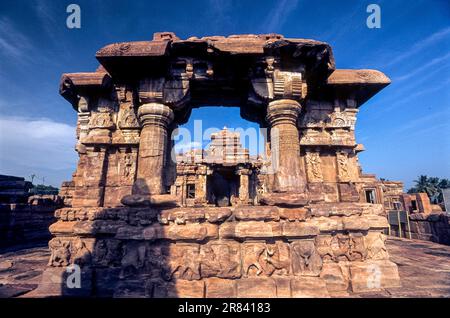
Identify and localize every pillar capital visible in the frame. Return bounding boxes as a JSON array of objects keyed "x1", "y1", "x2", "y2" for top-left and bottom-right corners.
[
  {"x1": 266, "y1": 99, "x2": 302, "y2": 127},
  {"x1": 137, "y1": 103, "x2": 174, "y2": 128}
]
